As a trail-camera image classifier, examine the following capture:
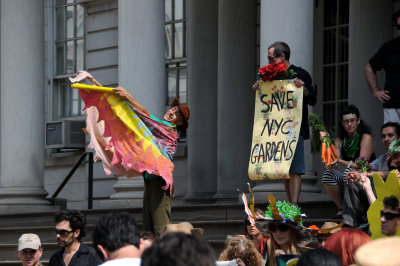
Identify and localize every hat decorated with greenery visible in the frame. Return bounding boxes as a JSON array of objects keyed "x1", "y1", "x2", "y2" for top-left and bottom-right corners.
[
  {"x1": 264, "y1": 194, "x2": 303, "y2": 225},
  {"x1": 255, "y1": 195, "x2": 311, "y2": 246},
  {"x1": 388, "y1": 139, "x2": 400, "y2": 156}
]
